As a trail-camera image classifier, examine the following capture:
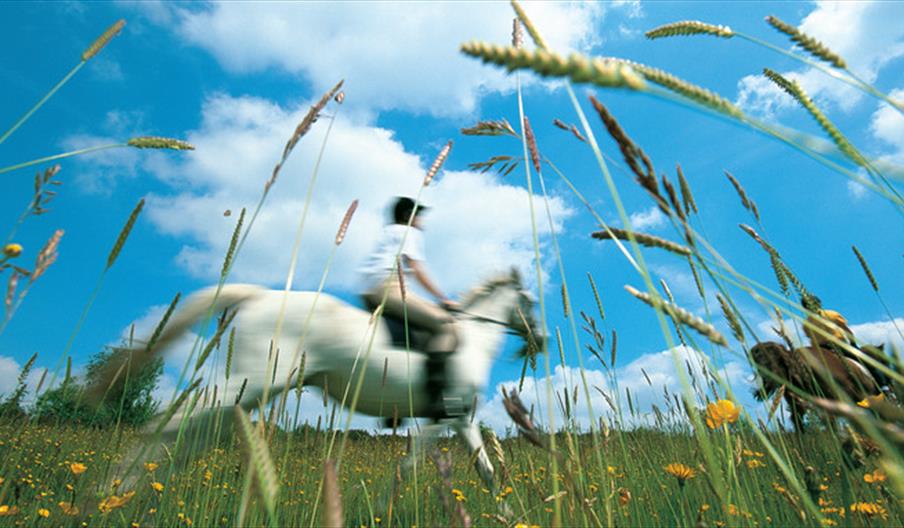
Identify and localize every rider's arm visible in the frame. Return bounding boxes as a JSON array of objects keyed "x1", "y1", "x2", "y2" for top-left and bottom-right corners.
[{"x1": 406, "y1": 257, "x2": 449, "y2": 303}]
